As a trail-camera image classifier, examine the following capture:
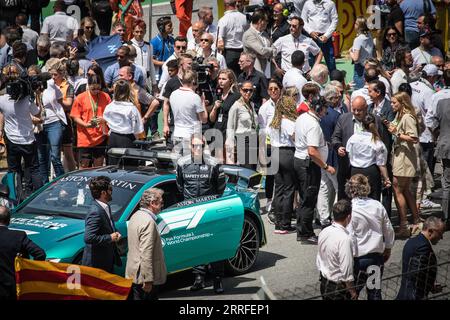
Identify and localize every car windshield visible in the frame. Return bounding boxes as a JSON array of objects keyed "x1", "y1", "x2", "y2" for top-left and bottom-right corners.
[{"x1": 17, "y1": 177, "x2": 143, "y2": 220}]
